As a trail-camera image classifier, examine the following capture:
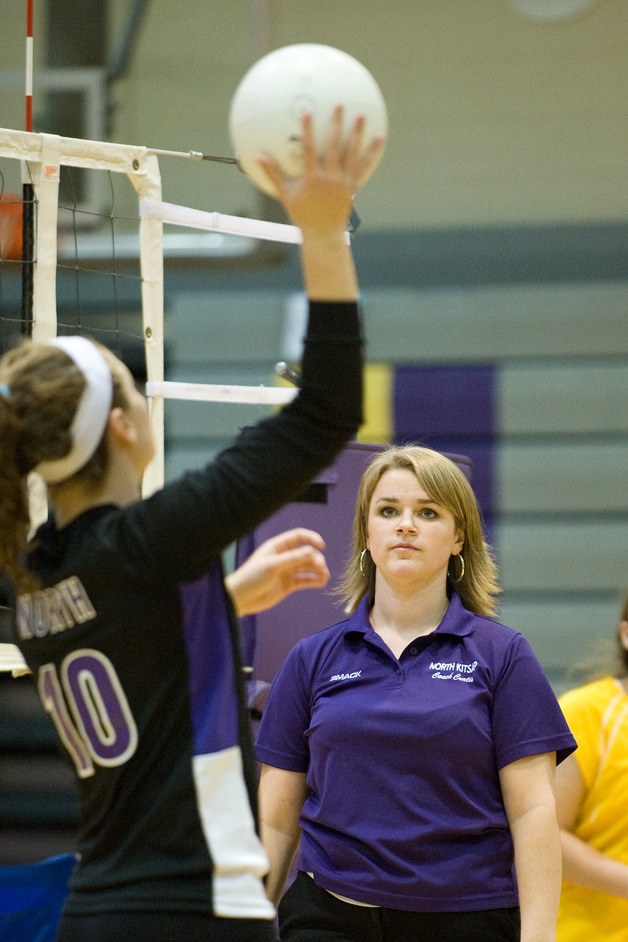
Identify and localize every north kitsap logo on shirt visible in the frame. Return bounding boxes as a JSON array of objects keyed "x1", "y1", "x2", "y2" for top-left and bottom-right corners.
[{"x1": 429, "y1": 659, "x2": 478, "y2": 683}]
